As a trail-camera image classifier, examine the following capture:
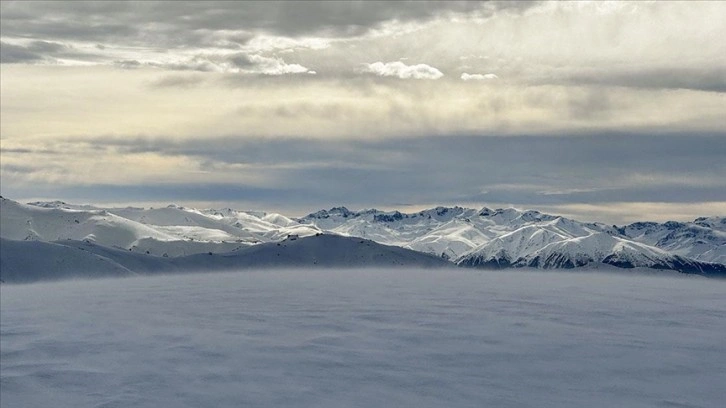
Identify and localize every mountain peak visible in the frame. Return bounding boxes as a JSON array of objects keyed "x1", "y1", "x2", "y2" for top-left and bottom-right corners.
[{"x1": 306, "y1": 206, "x2": 355, "y2": 219}]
